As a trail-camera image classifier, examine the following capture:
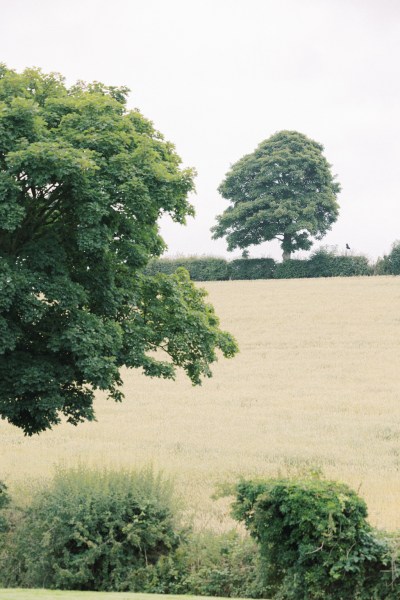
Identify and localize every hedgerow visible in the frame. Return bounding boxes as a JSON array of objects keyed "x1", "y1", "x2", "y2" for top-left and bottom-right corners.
[
  {"x1": 145, "y1": 249, "x2": 373, "y2": 281},
  {"x1": 229, "y1": 258, "x2": 276, "y2": 280},
  {"x1": 308, "y1": 248, "x2": 372, "y2": 277},
  {"x1": 144, "y1": 256, "x2": 230, "y2": 280}
]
